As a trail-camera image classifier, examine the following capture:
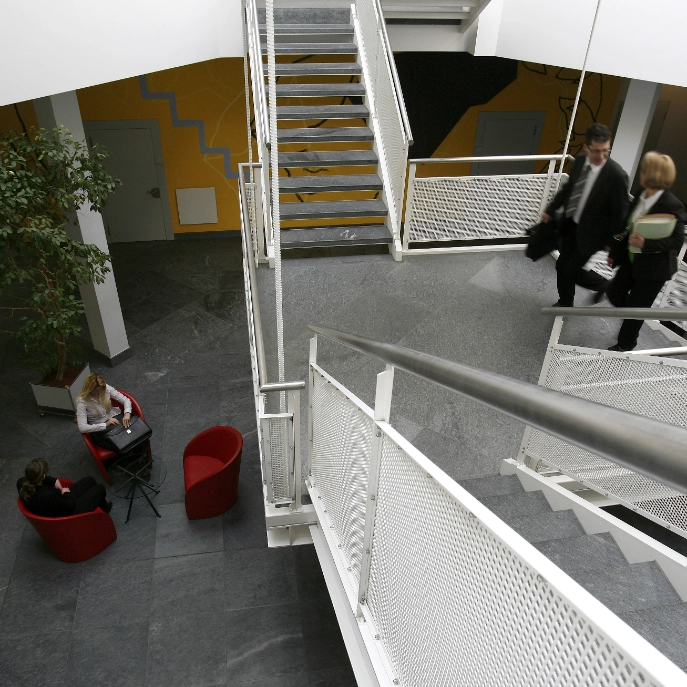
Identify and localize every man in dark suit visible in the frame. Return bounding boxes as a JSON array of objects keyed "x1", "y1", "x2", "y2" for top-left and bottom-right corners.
[{"x1": 542, "y1": 123, "x2": 629, "y2": 306}]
